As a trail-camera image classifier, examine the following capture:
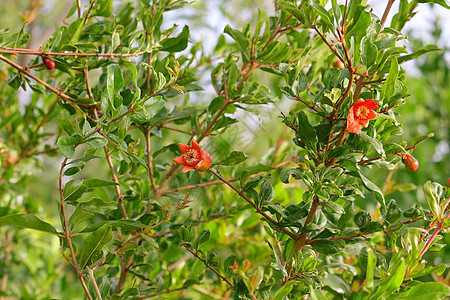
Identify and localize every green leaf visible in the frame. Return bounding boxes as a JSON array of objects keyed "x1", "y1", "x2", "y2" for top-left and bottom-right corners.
[
  {"x1": 359, "y1": 131, "x2": 385, "y2": 157},
  {"x1": 310, "y1": 1, "x2": 334, "y2": 31},
  {"x1": 64, "y1": 184, "x2": 87, "y2": 203},
  {"x1": 78, "y1": 197, "x2": 117, "y2": 213},
  {"x1": 369, "y1": 258, "x2": 406, "y2": 300},
  {"x1": 323, "y1": 68, "x2": 341, "y2": 88},
  {"x1": 296, "y1": 111, "x2": 318, "y2": 149},
  {"x1": 64, "y1": 18, "x2": 84, "y2": 45},
  {"x1": 193, "y1": 230, "x2": 210, "y2": 249},
  {"x1": 360, "y1": 221, "x2": 384, "y2": 233},
  {"x1": 387, "y1": 282, "x2": 450, "y2": 300},
  {"x1": 130, "y1": 97, "x2": 165, "y2": 124},
  {"x1": 57, "y1": 135, "x2": 78, "y2": 158},
  {"x1": 78, "y1": 224, "x2": 112, "y2": 269},
  {"x1": 365, "y1": 248, "x2": 376, "y2": 290},
  {"x1": 107, "y1": 65, "x2": 124, "y2": 110},
  {"x1": 423, "y1": 181, "x2": 441, "y2": 221},
  {"x1": 363, "y1": 37, "x2": 378, "y2": 67},
  {"x1": 81, "y1": 220, "x2": 142, "y2": 233},
  {"x1": 91, "y1": 0, "x2": 113, "y2": 17},
  {"x1": 398, "y1": 44, "x2": 441, "y2": 63},
  {"x1": 83, "y1": 178, "x2": 119, "y2": 188},
  {"x1": 274, "y1": 281, "x2": 294, "y2": 300},
  {"x1": 382, "y1": 57, "x2": 399, "y2": 104},
  {"x1": 224, "y1": 25, "x2": 251, "y2": 63},
  {"x1": 311, "y1": 240, "x2": 345, "y2": 254},
  {"x1": 406, "y1": 264, "x2": 446, "y2": 279},
  {"x1": 160, "y1": 25, "x2": 190, "y2": 52},
  {"x1": 415, "y1": 0, "x2": 450, "y2": 8},
  {"x1": 56, "y1": 119, "x2": 76, "y2": 135},
  {"x1": 280, "y1": 168, "x2": 302, "y2": 184},
  {"x1": 357, "y1": 171, "x2": 385, "y2": 205},
  {"x1": 217, "y1": 151, "x2": 248, "y2": 166},
  {"x1": 322, "y1": 274, "x2": 350, "y2": 296},
  {"x1": 411, "y1": 133, "x2": 434, "y2": 147},
  {"x1": 354, "y1": 211, "x2": 371, "y2": 228},
  {"x1": 0, "y1": 214, "x2": 58, "y2": 235},
  {"x1": 259, "y1": 180, "x2": 274, "y2": 205},
  {"x1": 86, "y1": 137, "x2": 108, "y2": 148}
]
